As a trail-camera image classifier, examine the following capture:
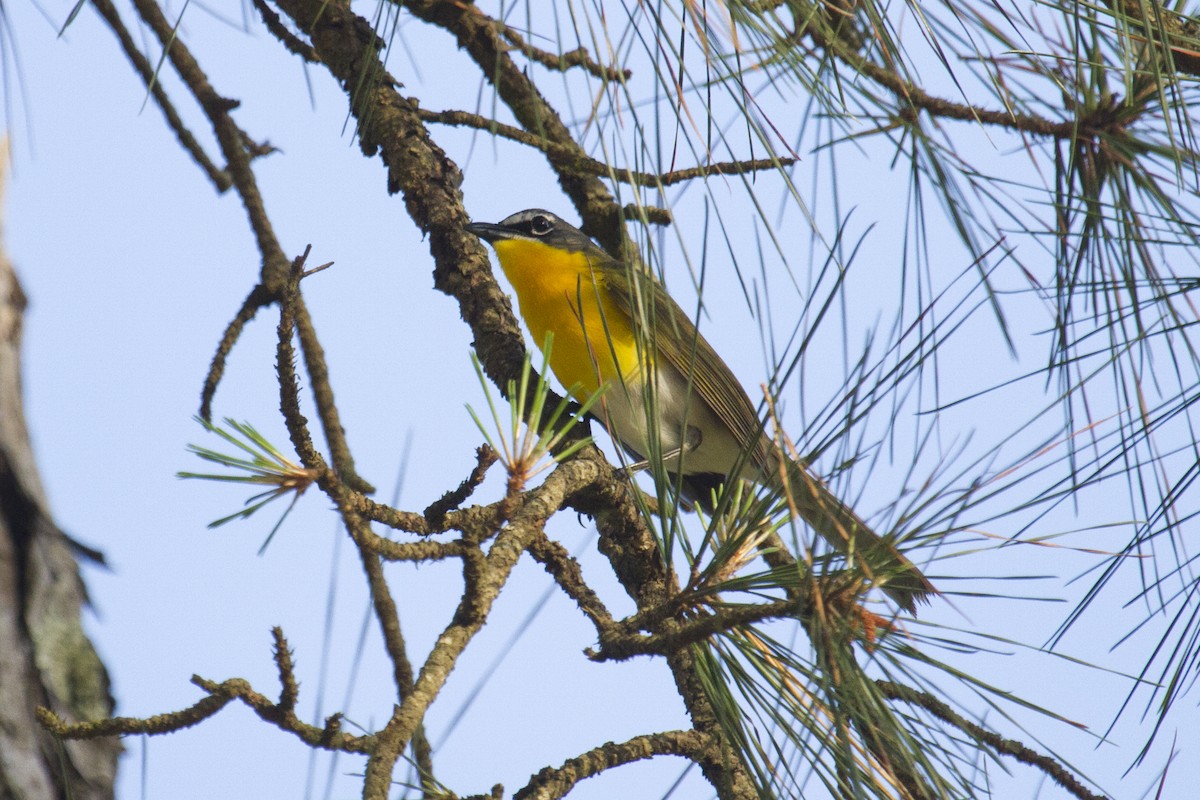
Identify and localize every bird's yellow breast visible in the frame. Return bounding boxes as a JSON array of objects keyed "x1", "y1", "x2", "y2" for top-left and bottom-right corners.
[{"x1": 492, "y1": 238, "x2": 645, "y2": 399}]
